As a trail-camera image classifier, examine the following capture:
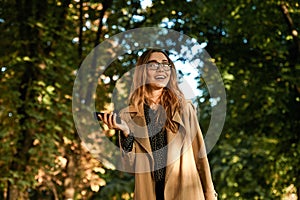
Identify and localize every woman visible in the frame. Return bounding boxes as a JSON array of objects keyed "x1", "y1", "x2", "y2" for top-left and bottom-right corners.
[{"x1": 100, "y1": 49, "x2": 218, "y2": 200}]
